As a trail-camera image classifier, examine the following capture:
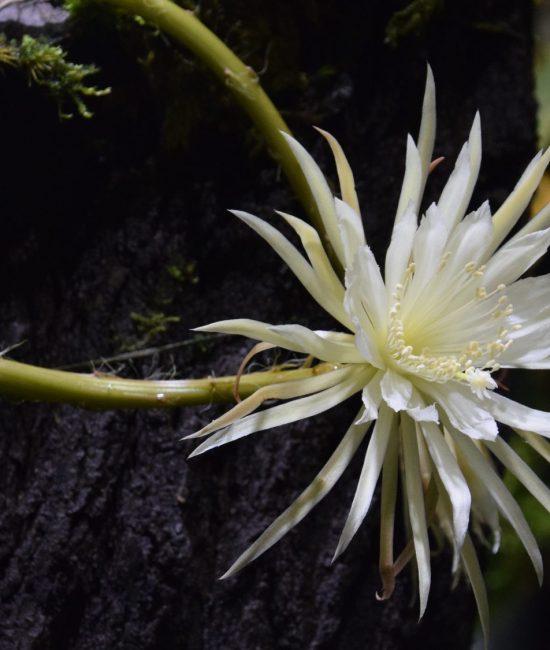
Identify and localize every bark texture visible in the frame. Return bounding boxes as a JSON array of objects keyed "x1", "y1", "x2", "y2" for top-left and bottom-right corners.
[{"x1": 0, "y1": 1, "x2": 537, "y2": 648}]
